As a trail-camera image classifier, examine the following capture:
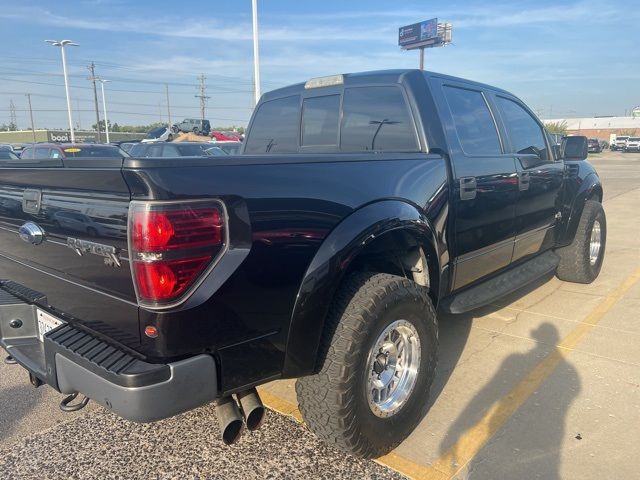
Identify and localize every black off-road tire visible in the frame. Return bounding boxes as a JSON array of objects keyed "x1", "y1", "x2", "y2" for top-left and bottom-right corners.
[
  {"x1": 295, "y1": 272, "x2": 438, "y2": 458},
  {"x1": 556, "y1": 200, "x2": 606, "y2": 284}
]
